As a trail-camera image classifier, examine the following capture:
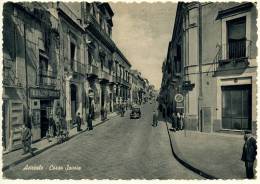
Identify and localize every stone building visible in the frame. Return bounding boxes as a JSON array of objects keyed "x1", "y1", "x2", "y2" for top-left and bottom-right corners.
[
  {"x1": 130, "y1": 70, "x2": 146, "y2": 104},
  {"x1": 2, "y1": 2, "x2": 132, "y2": 151},
  {"x1": 160, "y1": 2, "x2": 257, "y2": 134},
  {"x1": 3, "y1": 2, "x2": 61, "y2": 151}
]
